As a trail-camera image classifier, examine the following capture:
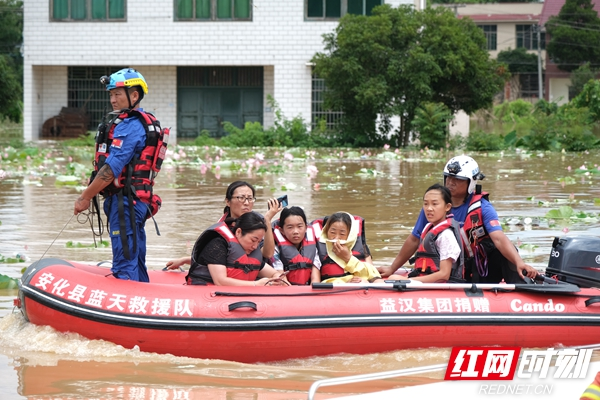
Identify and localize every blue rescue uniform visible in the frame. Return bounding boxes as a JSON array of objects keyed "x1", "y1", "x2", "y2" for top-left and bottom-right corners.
[{"x1": 103, "y1": 109, "x2": 149, "y2": 282}]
